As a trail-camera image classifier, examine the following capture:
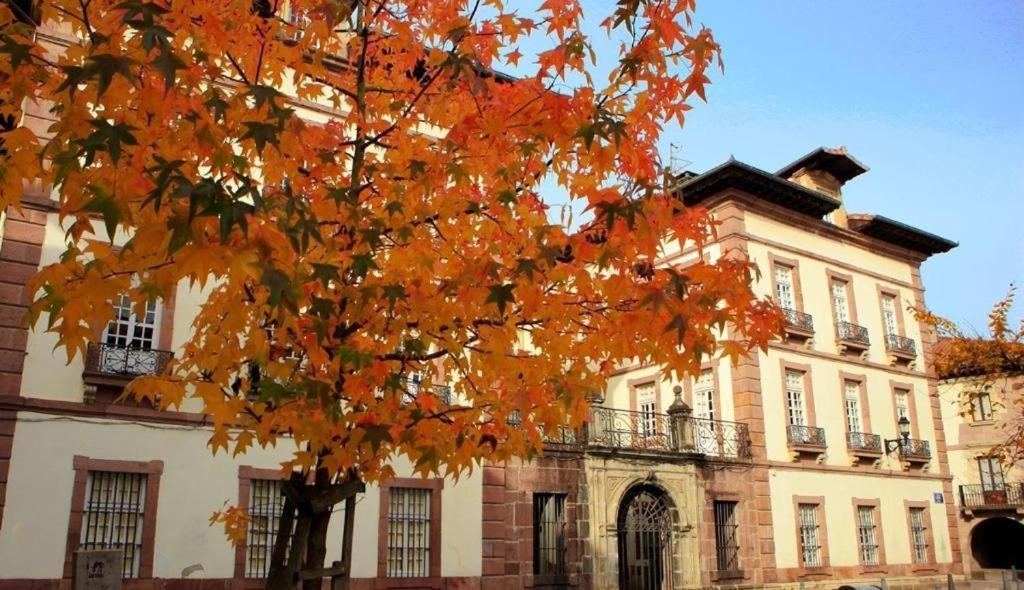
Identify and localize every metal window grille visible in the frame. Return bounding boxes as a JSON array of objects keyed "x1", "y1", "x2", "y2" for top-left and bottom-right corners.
[
  {"x1": 830, "y1": 281, "x2": 850, "y2": 323},
  {"x1": 80, "y1": 471, "x2": 147, "y2": 578},
  {"x1": 798, "y1": 504, "x2": 822, "y2": 567},
  {"x1": 909, "y1": 507, "x2": 928, "y2": 563},
  {"x1": 972, "y1": 393, "x2": 993, "y2": 422},
  {"x1": 245, "y1": 479, "x2": 285, "y2": 578},
  {"x1": 856, "y1": 506, "x2": 878, "y2": 565},
  {"x1": 533, "y1": 494, "x2": 566, "y2": 575},
  {"x1": 714, "y1": 501, "x2": 740, "y2": 572},
  {"x1": 774, "y1": 265, "x2": 795, "y2": 310},
  {"x1": 844, "y1": 381, "x2": 862, "y2": 433},
  {"x1": 387, "y1": 487, "x2": 431, "y2": 577},
  {"x1": 785, "y1": 370, "x2": 806, "y2": 427}
]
